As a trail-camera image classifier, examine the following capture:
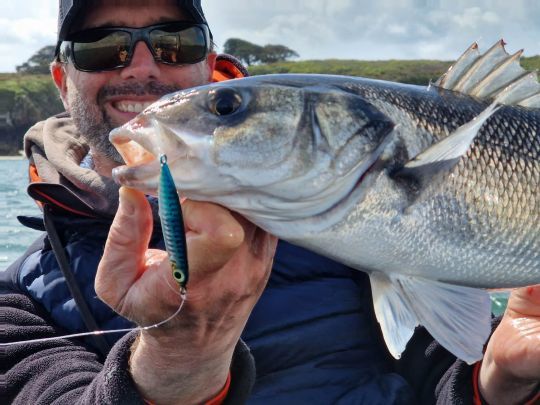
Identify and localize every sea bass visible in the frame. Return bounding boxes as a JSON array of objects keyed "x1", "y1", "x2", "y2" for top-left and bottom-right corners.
[{"x1": 110, "y1": 41, "x2": 540, "y2": 364}]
